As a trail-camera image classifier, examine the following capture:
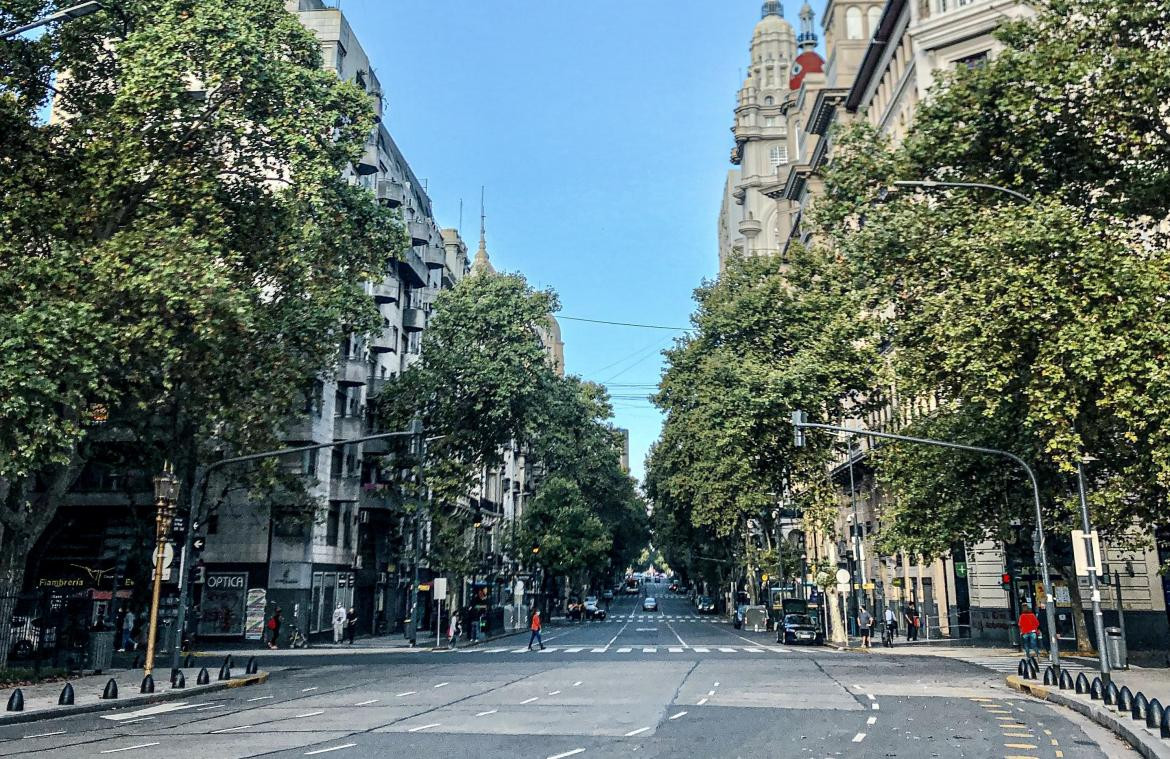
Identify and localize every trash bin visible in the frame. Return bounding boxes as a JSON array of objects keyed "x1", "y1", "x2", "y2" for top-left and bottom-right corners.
[
  {"x1": 88, "y1": 631, "x2": 115, "y2": 674},
  {"x1": 1104, "y1": 627, "x2": 1127, "y2": 670}
]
